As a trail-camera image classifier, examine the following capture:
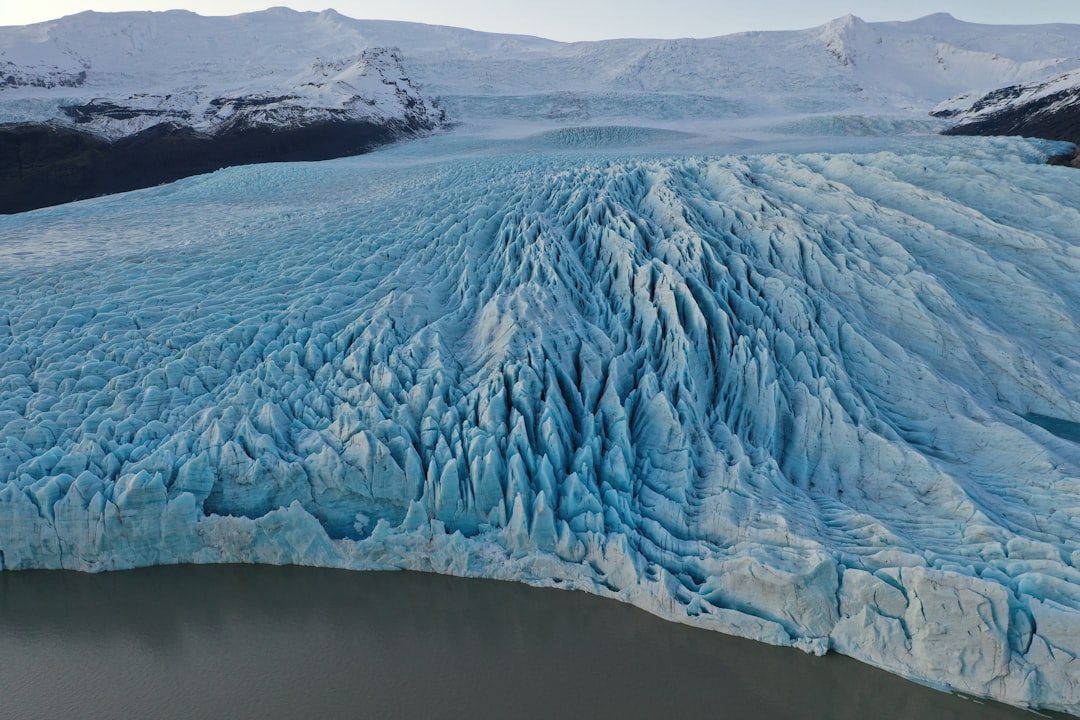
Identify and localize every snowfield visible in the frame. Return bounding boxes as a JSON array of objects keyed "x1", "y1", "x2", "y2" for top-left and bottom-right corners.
[{"x1": 3, "y1": 9, "x2": 1080, "y2": 717}]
